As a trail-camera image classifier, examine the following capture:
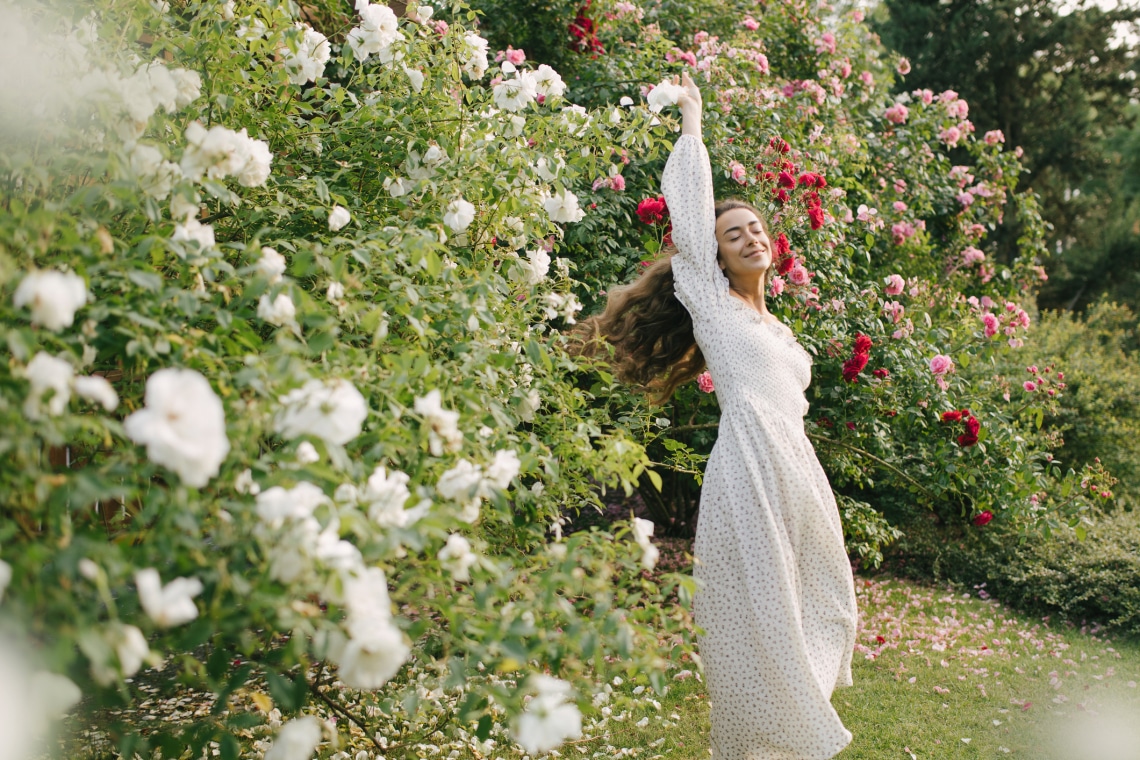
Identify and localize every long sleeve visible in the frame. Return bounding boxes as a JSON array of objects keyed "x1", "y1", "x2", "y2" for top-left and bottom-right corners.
[{"x1": 661, "y1": 133, "x2": 725, "y2": 320}]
